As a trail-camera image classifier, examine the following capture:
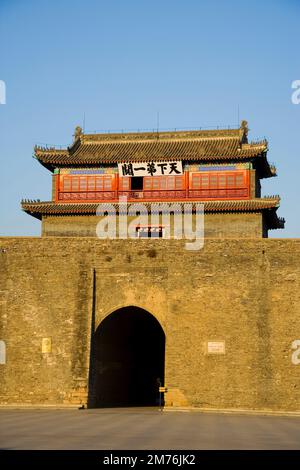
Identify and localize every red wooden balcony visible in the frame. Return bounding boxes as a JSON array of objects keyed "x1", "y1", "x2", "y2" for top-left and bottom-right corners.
[{"x1": 56, "y1": 170, "x2": 250, "y2": 203}]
